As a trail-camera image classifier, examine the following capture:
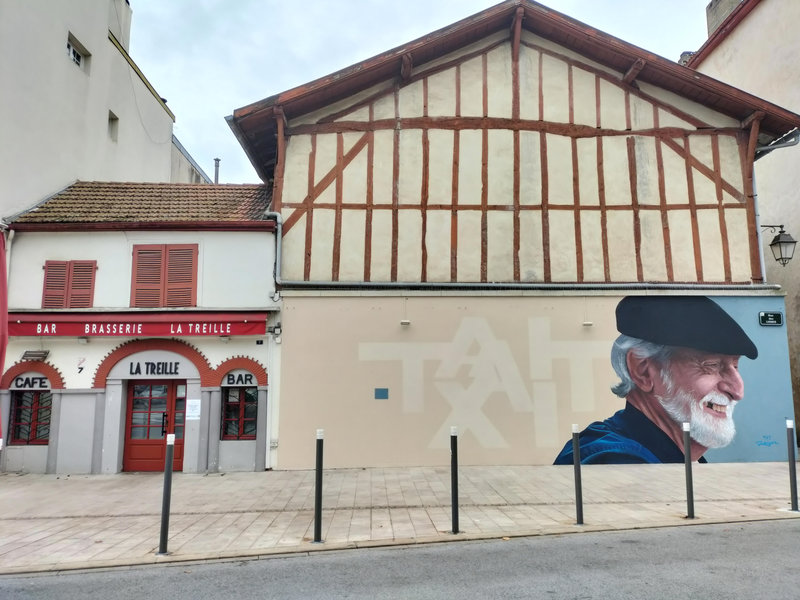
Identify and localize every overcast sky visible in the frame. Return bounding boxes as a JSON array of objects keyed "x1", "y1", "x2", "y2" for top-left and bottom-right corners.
[{"x1": 128, "y1": 0, "x2": 711, "y2": 185}]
